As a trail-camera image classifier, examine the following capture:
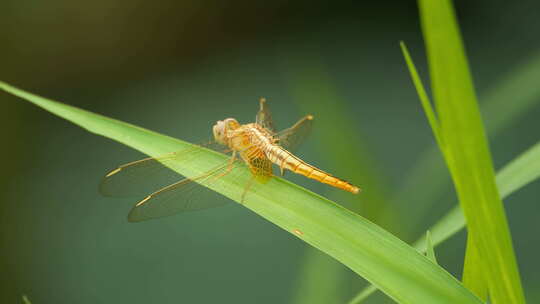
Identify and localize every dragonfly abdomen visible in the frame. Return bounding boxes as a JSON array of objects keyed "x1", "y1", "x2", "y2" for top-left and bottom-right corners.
[{"x1": 266, "y1": 145, "x2": 360, "y2": 194}]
